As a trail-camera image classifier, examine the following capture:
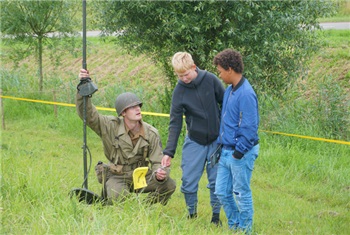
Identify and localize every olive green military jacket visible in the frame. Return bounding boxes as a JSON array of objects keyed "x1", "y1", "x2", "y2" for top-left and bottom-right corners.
[{"x1": 76, "y1": 93, "x2": 163, "y2": 173}]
